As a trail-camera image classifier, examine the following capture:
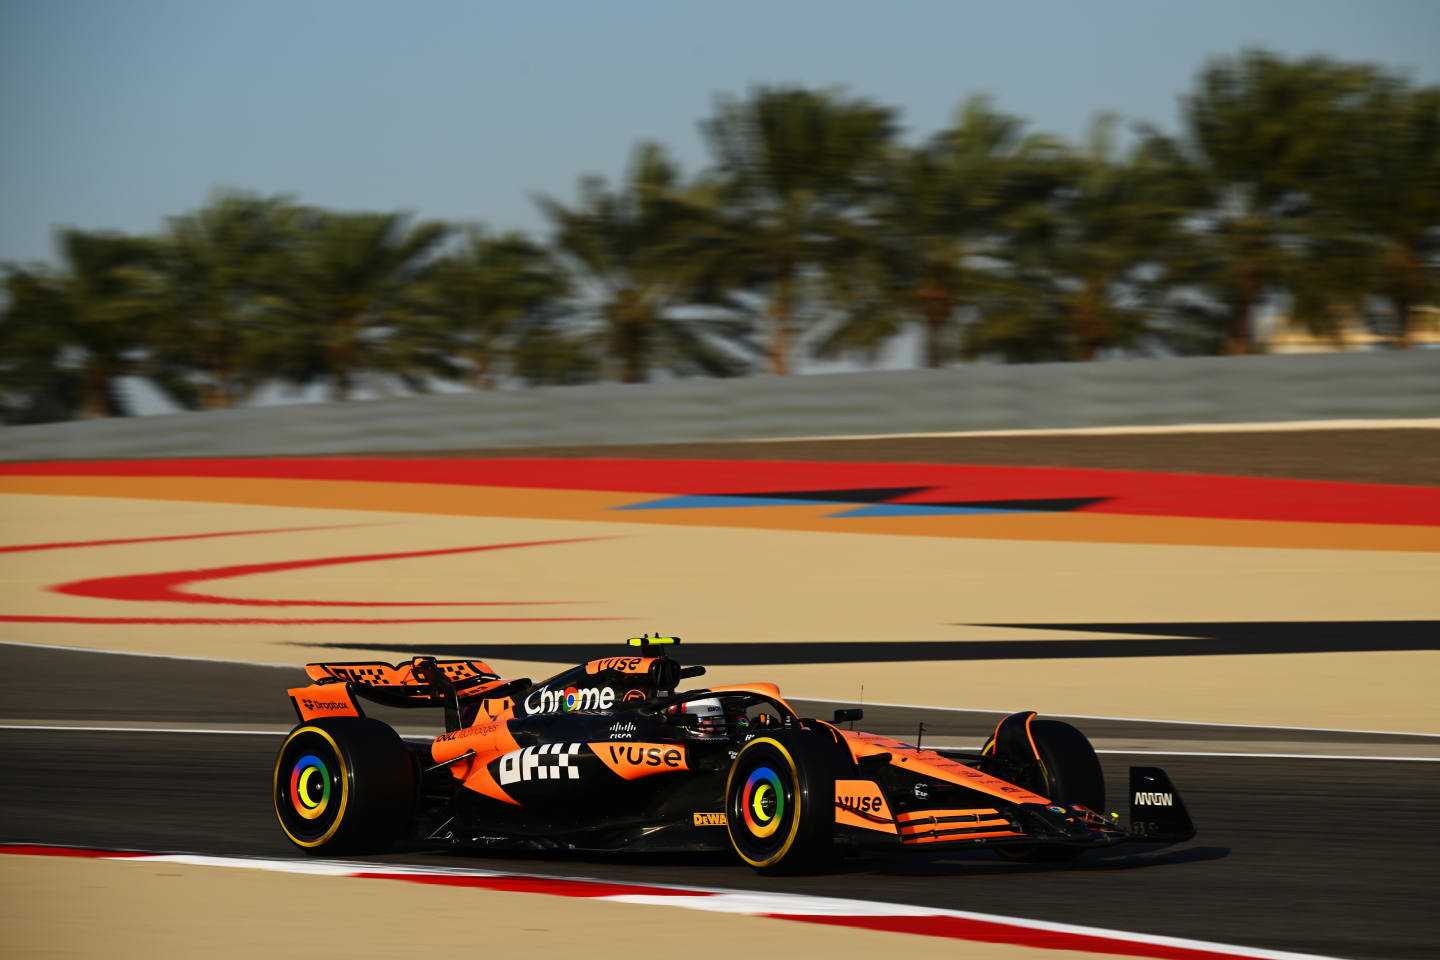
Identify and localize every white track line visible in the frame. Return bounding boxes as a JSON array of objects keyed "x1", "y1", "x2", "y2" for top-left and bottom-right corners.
[
  {"x1": 4, "y1": 723, "x2": 1436, "y2": 761},
  {"x1": 799, "y1": 695, "x2": 1440, "y2": 739},
  {"x1": 0, "y1": 638, "x2": 296, "y2": 668},
  {"x1": 0, "y1": 723, "x2": 435, "y2": 741},
  {"x1": 0, "y1": 723, "x2": 289, "y2": 736},
  {"x1": 4, "y1": 641, "x2": 1433, "y2": 739},
  {"x1": 78, "y1": 850, "x2": 1339, "y2": 960}
]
